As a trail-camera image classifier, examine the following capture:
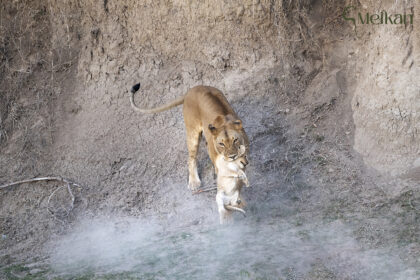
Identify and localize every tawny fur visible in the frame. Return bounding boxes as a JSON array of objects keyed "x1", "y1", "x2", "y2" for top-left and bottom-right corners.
[
  {"x1": 130, "y1": 85, "x2": 249, "y2": 191},
  {"x1": 215, "y1": 148, "x2": 249, "y2": 224}
]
